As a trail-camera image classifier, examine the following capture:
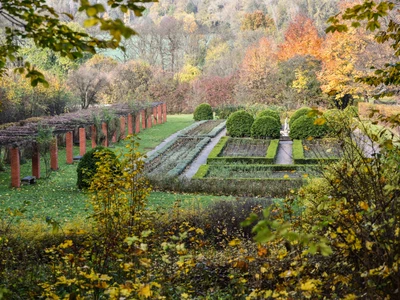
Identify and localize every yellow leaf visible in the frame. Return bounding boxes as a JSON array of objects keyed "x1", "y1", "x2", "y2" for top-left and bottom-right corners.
[
  {"x1": 300, "y1": 279, "x2": 318, "y2": 291},
  {"x1": 283, "y1": 174, "x2": 290, "y2": 179},
  {"x1": 314, "y1": 118, "x2": 326, "y2": 125},
  {"x1": 138, "y1": 284, "x2": 151, "y2": 298},
  {"x1": 366, "y1": 241, "x2": 374, "y2": 250},
  {"x1": 359, "y1": 201, "x2": 369, "y2": 211},
  {"x1": 229, "y1": 238, "x2": 241, "y2": 246},
  {"x1": 181, "y1": 293, "x2": 190, "y2": 299},
  {"x1": 59, "y1": 240, "x2": 73, "y2": 249}
]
